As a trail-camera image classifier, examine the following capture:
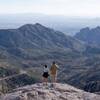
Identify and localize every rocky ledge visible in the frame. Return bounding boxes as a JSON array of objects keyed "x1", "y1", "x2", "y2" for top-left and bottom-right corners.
[{"x1": 0, "y1": 83, "x2": 100, "y2": 100}]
